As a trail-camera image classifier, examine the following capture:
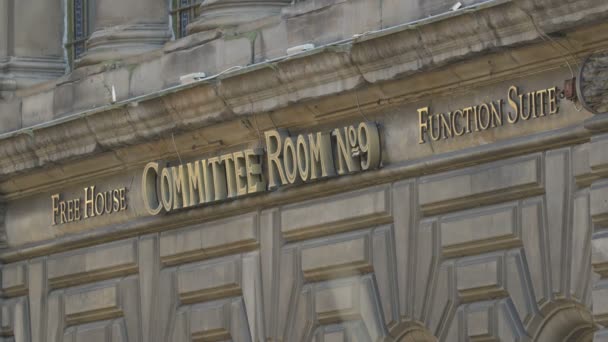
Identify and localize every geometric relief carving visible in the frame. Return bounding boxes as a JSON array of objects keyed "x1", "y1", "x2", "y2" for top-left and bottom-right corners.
[
  {"x1": 64, "y1": 283, "x2": 122, "y2": 326},
  {"x1": 159, "y1": 213, "x2": 259, "y2": 266},
  {"x1": 591, "y1": 179, "x2": 608, "y2": 226},
  {"x1": 301, "y1": 236, "x2": 372, "y2": 282},
  {"x1": 1, "y1": 263, "x2": 27, "y2": 297},
  {"x1": 0, "y1": 145, "x2": 603, "y2": 342},
  {"x1": 593, "y1": 231, "x2": 608, "y2": 278},
  {"x1": 418, "y1": 154, "x2": 543, "y2": 216},
  {"x1": 176, "y1": 258, "x2": 242, "y2": 304},
  {"x1": 440, "y1": 203, "x2": 520, "y2": 258},
  {"x1": 592, "y1": 134, "x2": 608, "y2": 337},
  {"x1": 594, "y1": 279, "x2": 608, "y2": 326},
  {"x1": 279, "y1": 223, "x2": 393, "y2": 341},
  {"x1": 545, "y1": 149, "x2": 570, "y2": 299},
  {"x1": 187, "y1": 298, "x2": 251, "y2": 342},
  {"x1": 280, "y1": 186, "x2": 391, "y2": 242},
  {"x1": 0, "y1": 298, "x2": 29, "y2": 341},
  {"x1": 456, "y1": 254, "x2": 506, "y2": 303},
  {"x1": 47, "y1": 239, "x2": 138, "y2": 289}
]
